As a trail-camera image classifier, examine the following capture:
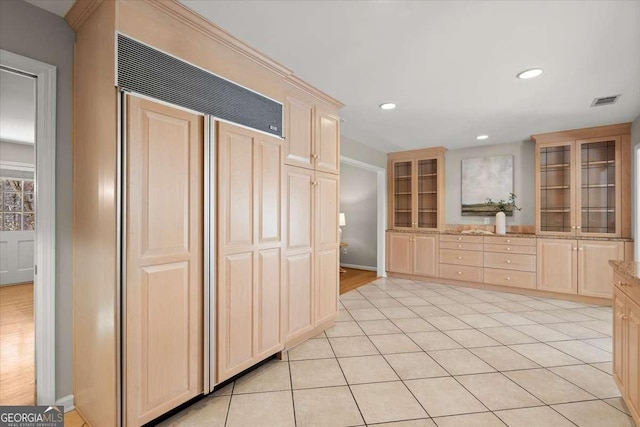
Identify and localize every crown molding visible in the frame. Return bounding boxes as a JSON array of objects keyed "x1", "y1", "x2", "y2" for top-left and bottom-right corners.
[
  {"x1": 284, "y1": 74, "x2": 344, "y2": 110},
  {"x1": 531, "y1": 123, "x2": 631, "y2": 144},
  {"x1": 65, "y1": 0, "x2": 103, "y2": 31}
]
